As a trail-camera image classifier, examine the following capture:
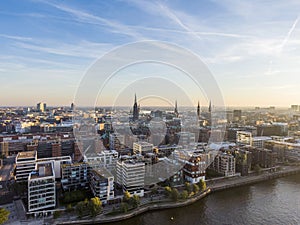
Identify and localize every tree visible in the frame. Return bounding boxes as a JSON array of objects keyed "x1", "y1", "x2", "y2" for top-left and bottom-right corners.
[
  {"x1": 254, "y1": 164, "x2": 262, "y2": 174},
  {"x1": 76, "y1": 201, "x2": 86, "y2": 218},
  {"x1": 198, "y1": 179, "x2": 207, "y2": 191},
  {"x1": 120, "y1": 202, "x2": 129, "y2": 213},
  {"x1": 165, "y1": 186, "x2": 172, "y2": 197},
  {"x1": 130, "y1": 195, "x2": 140, "y2": 208},
  {"x1": 89, "y1": 197, "x2": 102, "y2": 217},
  {"x1": 185, "y1": 182, "x2": 193, "y2": 194},
  {"x1": 0, "y1": 208, "x2": 10, "y2": 225},
  {"x1": 53, "y1": 211, "x2": 61, "y2": 219},
  {"x1": 171, "y1": 188, "x2": 179, "y2": 202},
  {"x1": 66, "y1": 204, "x2": 73, "y2": 212},
  {"x1": 123, "y1": 191, "x2": 131, "y2": 202},
  {"x1": 193, "y1": 184, "x2": 200, "y2": 193},
  {"x1": 181, "y1": 190, "x2": 189, "y2": 200}
]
